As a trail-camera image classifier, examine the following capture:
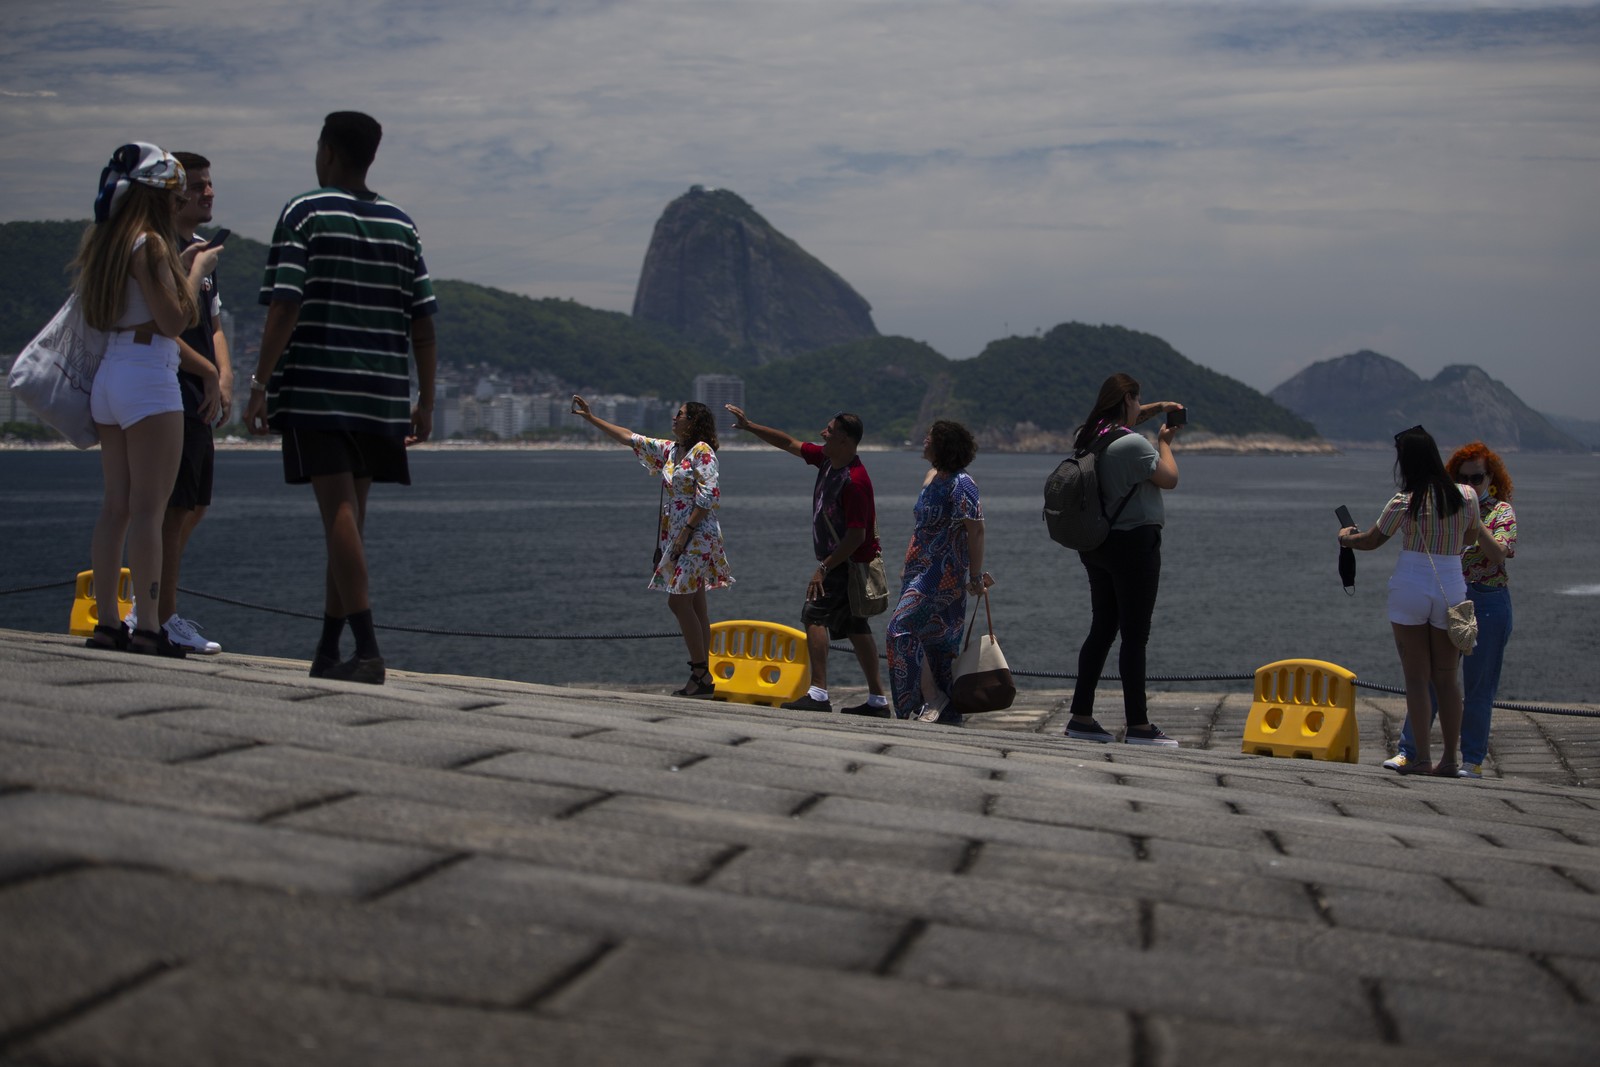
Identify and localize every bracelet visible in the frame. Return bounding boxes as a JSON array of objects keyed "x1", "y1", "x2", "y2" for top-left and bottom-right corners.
[{"x1": 249, "y1": 374, "x2": 268, "y2": 391}]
